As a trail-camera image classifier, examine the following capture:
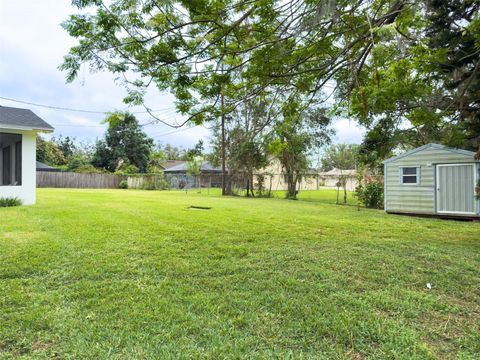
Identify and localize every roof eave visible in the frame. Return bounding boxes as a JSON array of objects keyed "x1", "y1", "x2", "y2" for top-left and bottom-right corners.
[
  {"x1": 383, "y1": 143, "x2": 477, "y2": 164},
  {"x1": 0, "y1": 123, "x2": 54, "y2": 132},
  {"x1": 34, "y1": 127, "x2": 55, "y2": 133}
]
